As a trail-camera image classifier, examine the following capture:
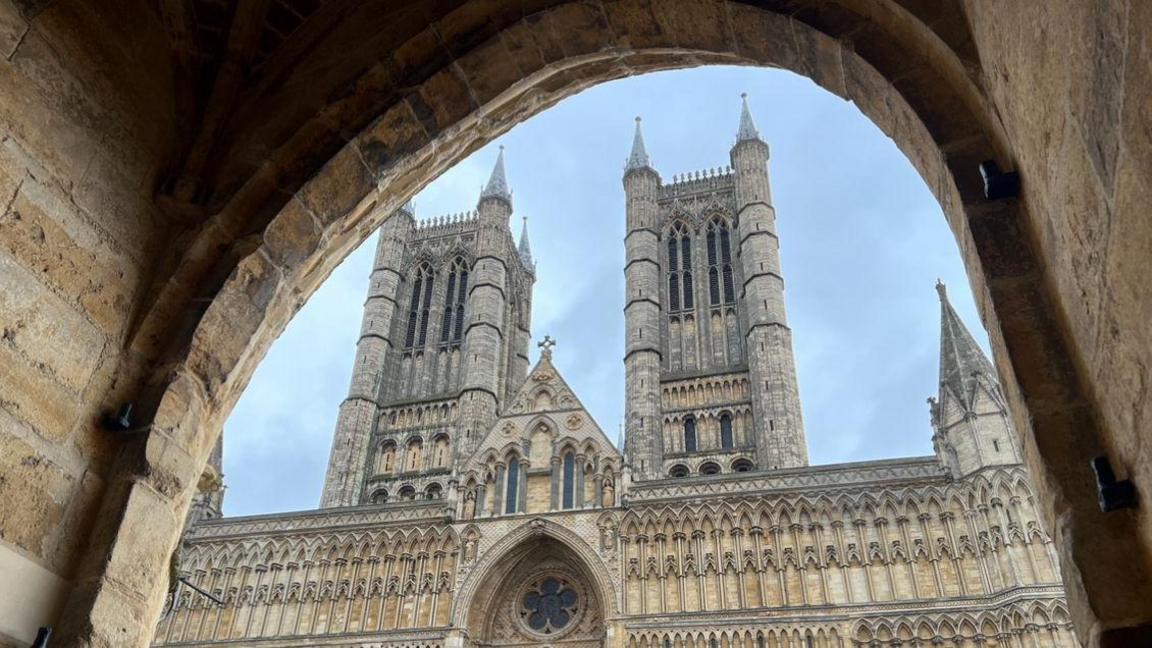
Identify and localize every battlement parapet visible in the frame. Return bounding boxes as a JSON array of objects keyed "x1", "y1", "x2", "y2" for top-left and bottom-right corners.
[
  {"x1": 414, "y1": 210, "x2": 480, "y2": 238},
  {"x1": 659, "y1": 166, "x2": 735, "y2": 198}
]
